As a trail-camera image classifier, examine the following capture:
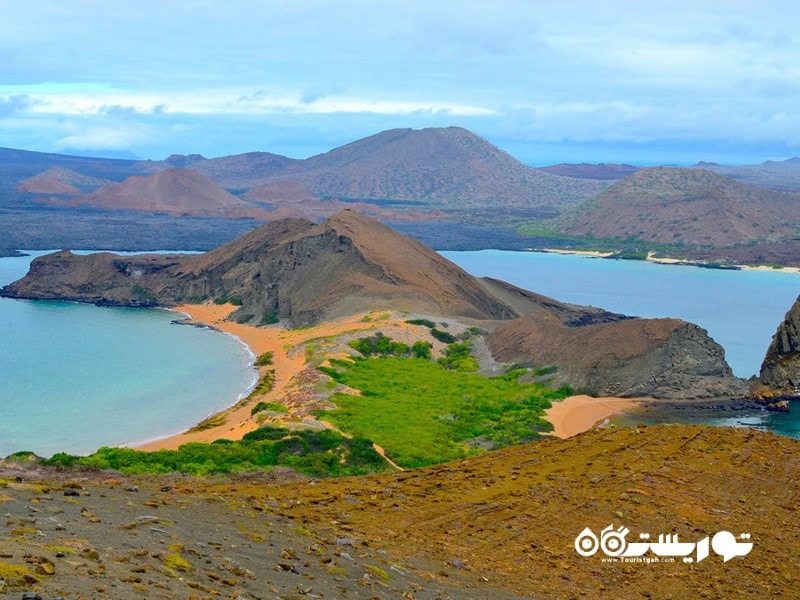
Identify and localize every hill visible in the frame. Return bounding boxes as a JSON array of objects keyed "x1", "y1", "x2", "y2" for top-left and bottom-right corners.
[
  {"x1": 2, "y1": 210, "x2": 745, "y2": 398},
  {"x1": 44, "y1": 168, "x2": 269, "y2": 218},
  {"x1": 488, "y1": 304, "x2": 746, "y2": 398},
  {"x1": 0, "y1": 423, "x2": 796, "y2": 598},
  {"x1": 559, "y1": 167, "x2": 800, "y2": 246},
  {"x1": 259, "y1": 126, "x2": 610, "y2": 209}
]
